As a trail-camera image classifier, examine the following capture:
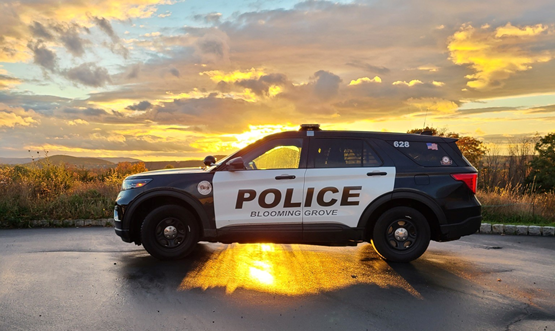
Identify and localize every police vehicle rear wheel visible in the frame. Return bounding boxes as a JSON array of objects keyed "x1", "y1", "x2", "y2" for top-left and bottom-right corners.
[
  {"x1": 141, "y1": 205, "x2": 199, "y2": 260},
  {"x1": 371, "y1": 207, "x2": 430, "y2": 263}
]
